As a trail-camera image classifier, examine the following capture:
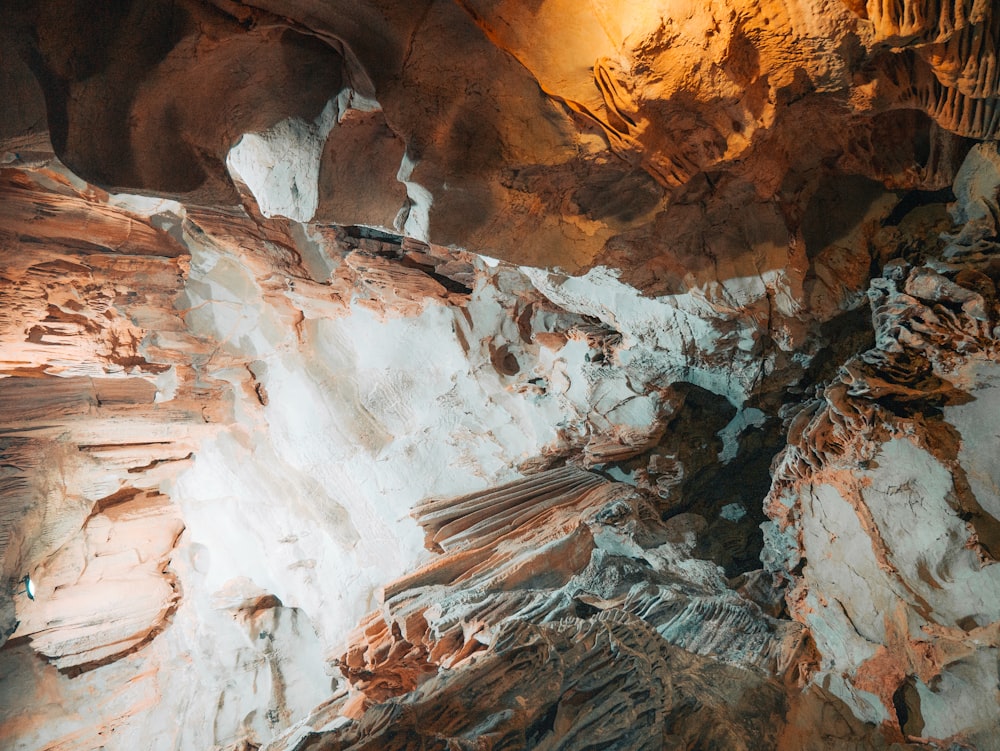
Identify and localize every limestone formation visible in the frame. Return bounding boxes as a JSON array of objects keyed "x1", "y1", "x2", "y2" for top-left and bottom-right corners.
[
  {"x1": 1, "y1": 1, "x2": 1000, "y2": 750},
  {"x1": 3, "y1": 0, "x2": 987, "y2": 273},
  {"x1": 763, "y1": 143, "x2": 1000, "y2": 746}
]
